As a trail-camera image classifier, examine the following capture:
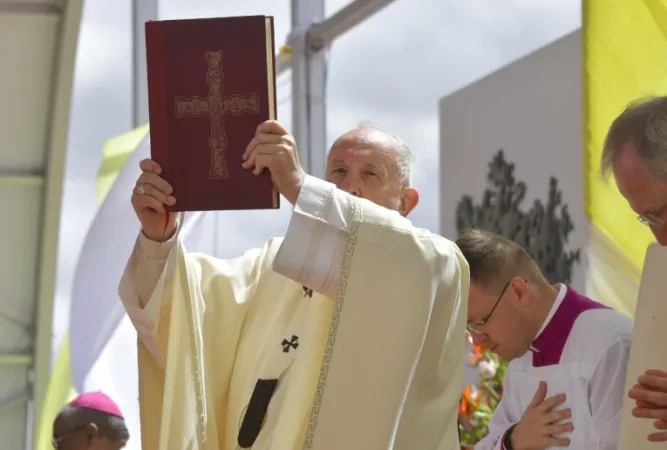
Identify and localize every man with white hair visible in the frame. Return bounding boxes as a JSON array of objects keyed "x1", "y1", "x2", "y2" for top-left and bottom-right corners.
[
  {"x1": 119, "y1": 119, "x2": 470, "y2": 449},
  {"x1": 600, "y1": 95, "x2": 667, "y2": 443}
]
